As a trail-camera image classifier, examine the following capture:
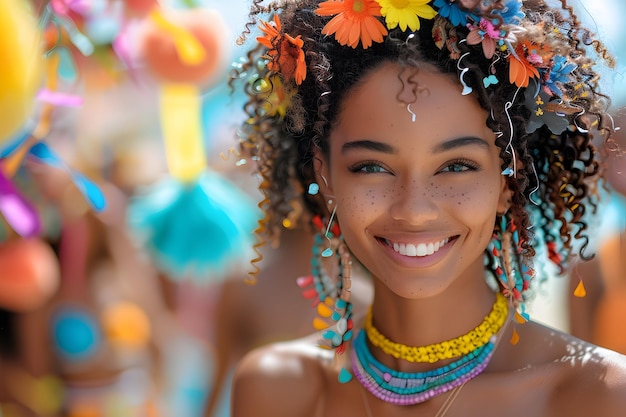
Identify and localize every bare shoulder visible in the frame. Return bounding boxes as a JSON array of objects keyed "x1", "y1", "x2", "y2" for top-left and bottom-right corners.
[
  {"x1": 517, "y1": 321, "x2": 626, "y2": 416},
  {"x1": 555, "y1": 340, "x2": 626, "y2": 415},
  {"x1": 231, "y1": 334, "x2": 333, "y2": 417}
]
